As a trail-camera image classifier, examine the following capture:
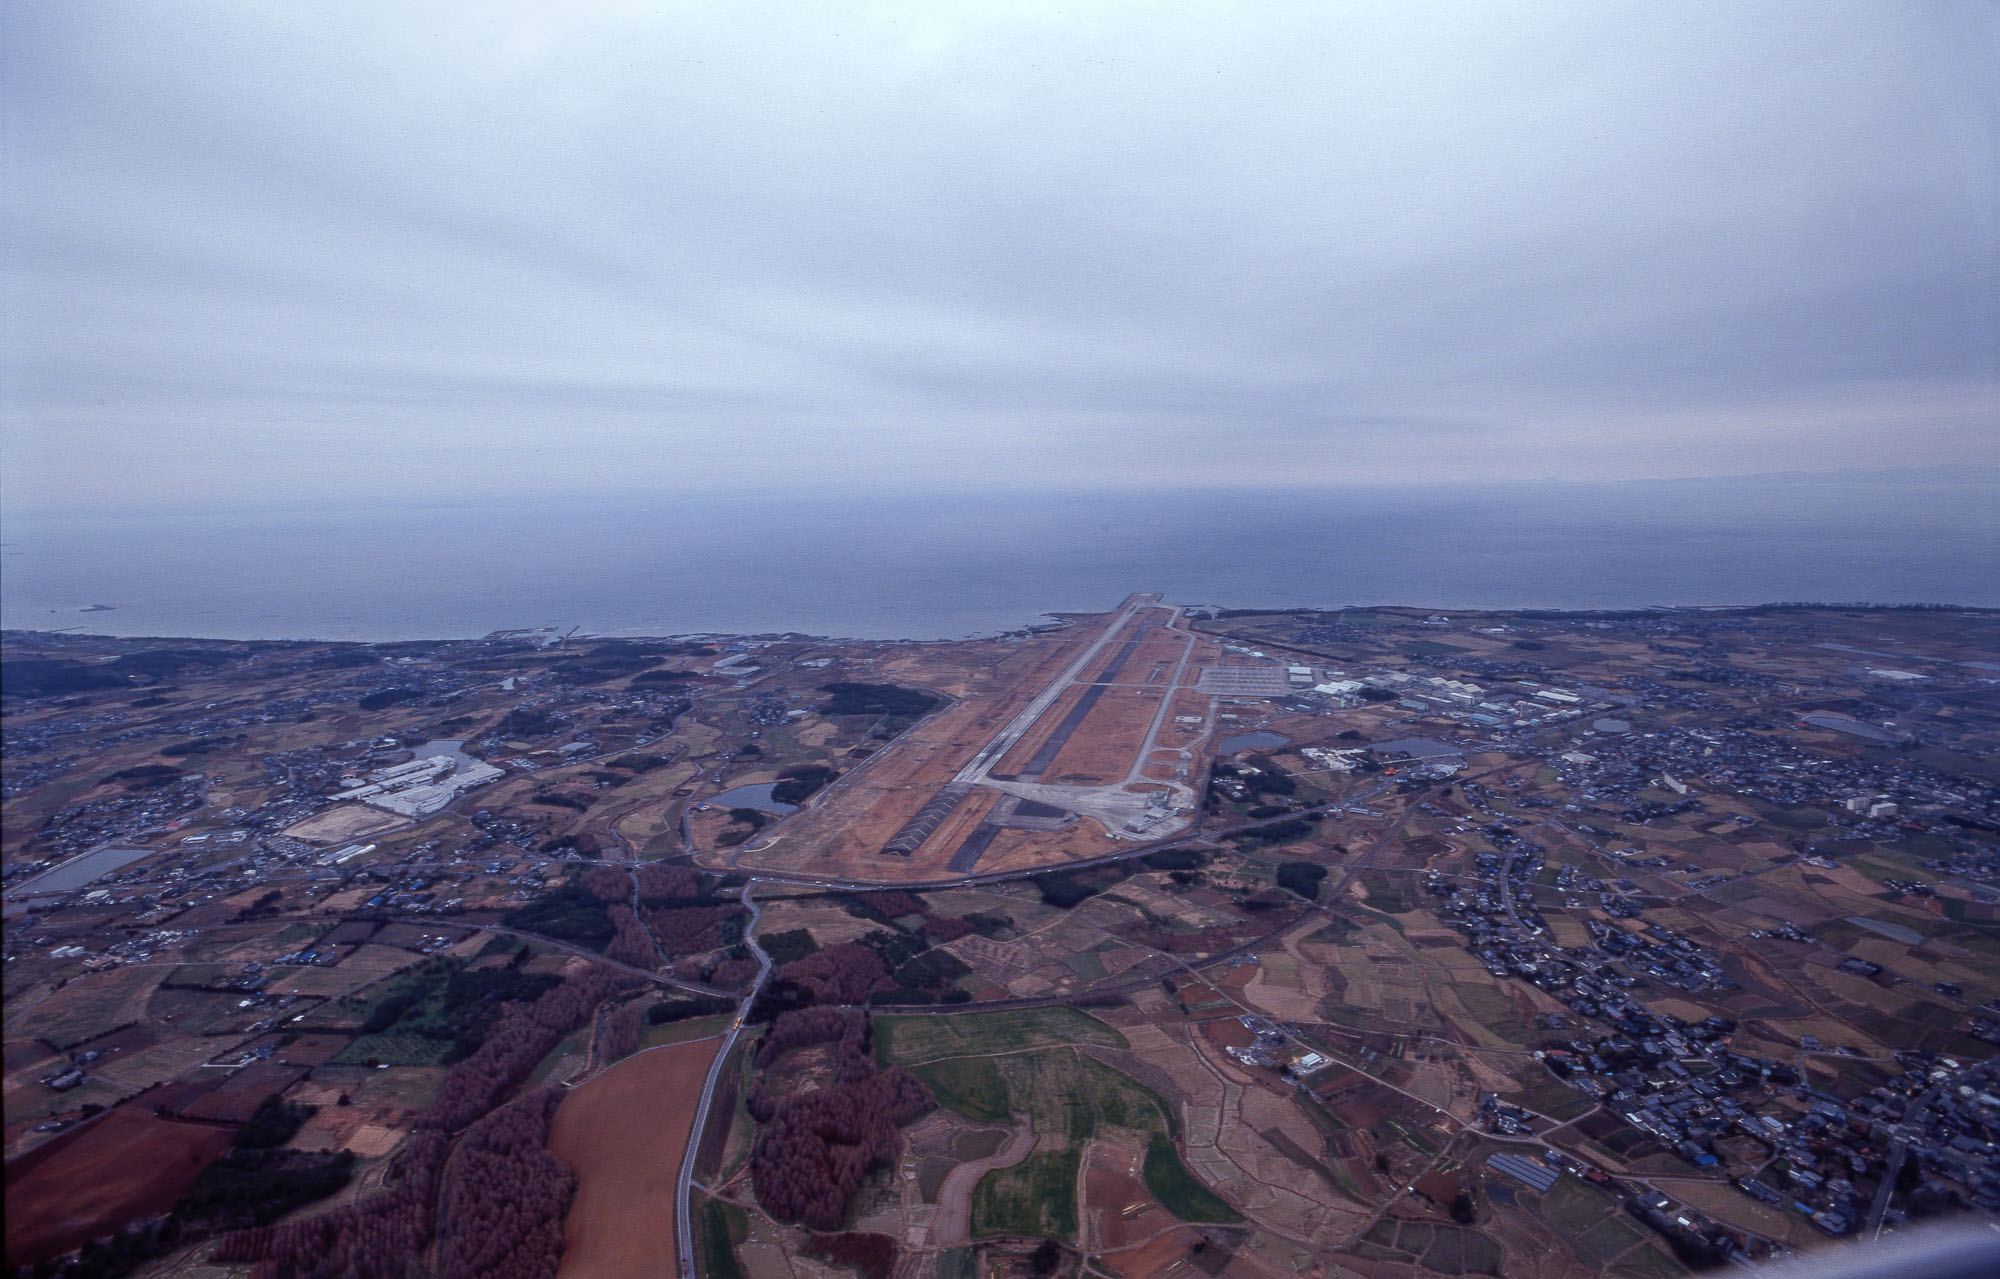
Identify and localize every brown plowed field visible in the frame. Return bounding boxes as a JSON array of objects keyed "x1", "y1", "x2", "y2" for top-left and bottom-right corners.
[
  {"x1": 179, "y1": 1061, "x2": 310, "y2": 1122},
  {"x1": 546, "y1": 1036, "x2": 720, "y2": 1279},
  {"x1": 1084, "y1": 1142, "x2": 1177, "y2": 1252},
  {"x1": 4, "y1": 1109, "x2": 235, "y2": 1265}
]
